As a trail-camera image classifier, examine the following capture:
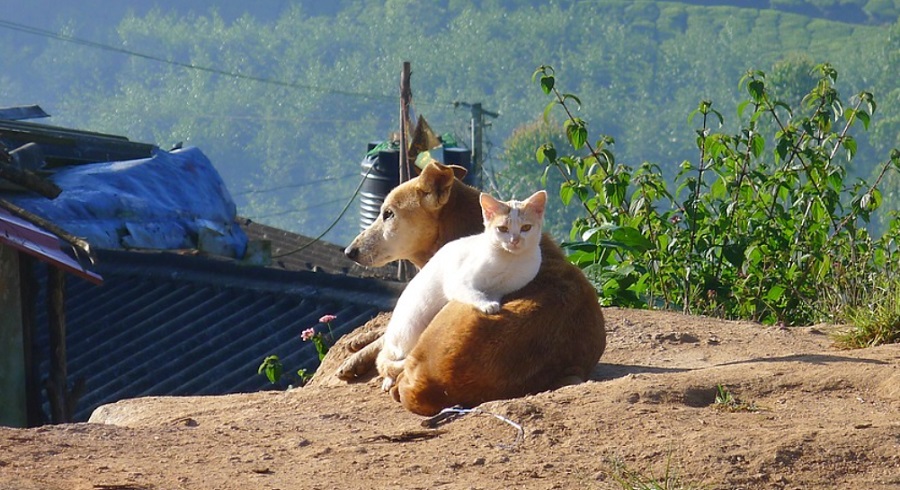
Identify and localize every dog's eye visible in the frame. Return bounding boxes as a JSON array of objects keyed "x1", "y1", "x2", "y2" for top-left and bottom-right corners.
[{"x1": 382, "y1": 209, "x2": 394, "y2": 221}]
